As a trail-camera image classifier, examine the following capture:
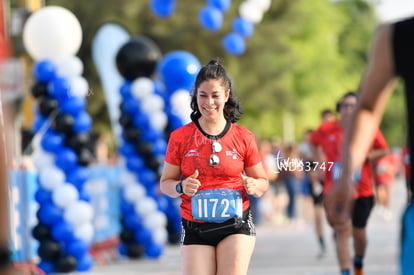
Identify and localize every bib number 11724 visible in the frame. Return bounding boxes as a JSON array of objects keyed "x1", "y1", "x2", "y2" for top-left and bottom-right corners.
[{"x1": 191, "y1": 189, "x2": 243, "y2": 223}]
